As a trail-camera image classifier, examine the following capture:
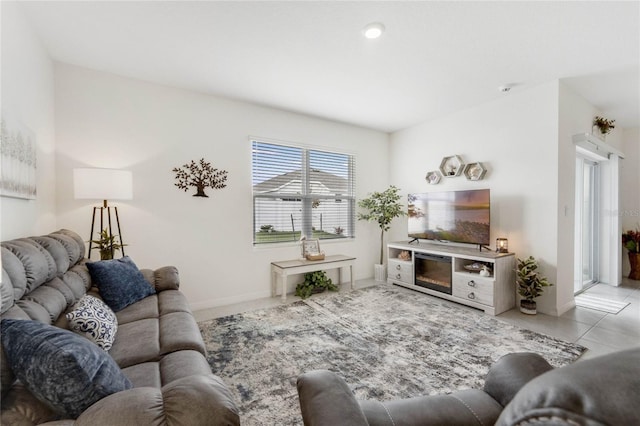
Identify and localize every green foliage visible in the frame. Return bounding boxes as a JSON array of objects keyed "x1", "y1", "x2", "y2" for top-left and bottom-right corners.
[
  {"x1": 295, "y1": 270, "x2": 337, "y2": 299},
  {"x1": 516, "y1": 256, "x2": 553, "y2": 301},
  {"x1": 259, "y1": 224, "x2": 275, "y2": 233},
  {"x1": 254, "y1": 230, "x2": 346, "y2": 244},
  {"x1": 622, "y1": 227, "x2": 640, "y2": 253},
  {"x1": 592, "y1": 116, "x2": 616, "y2": 135},
  {"x1": 357, "y1": 185, "x2": 406, "y2": 264},
  {"x1": 90, "y1": 228, "x2": 127, "y2": 260}
]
